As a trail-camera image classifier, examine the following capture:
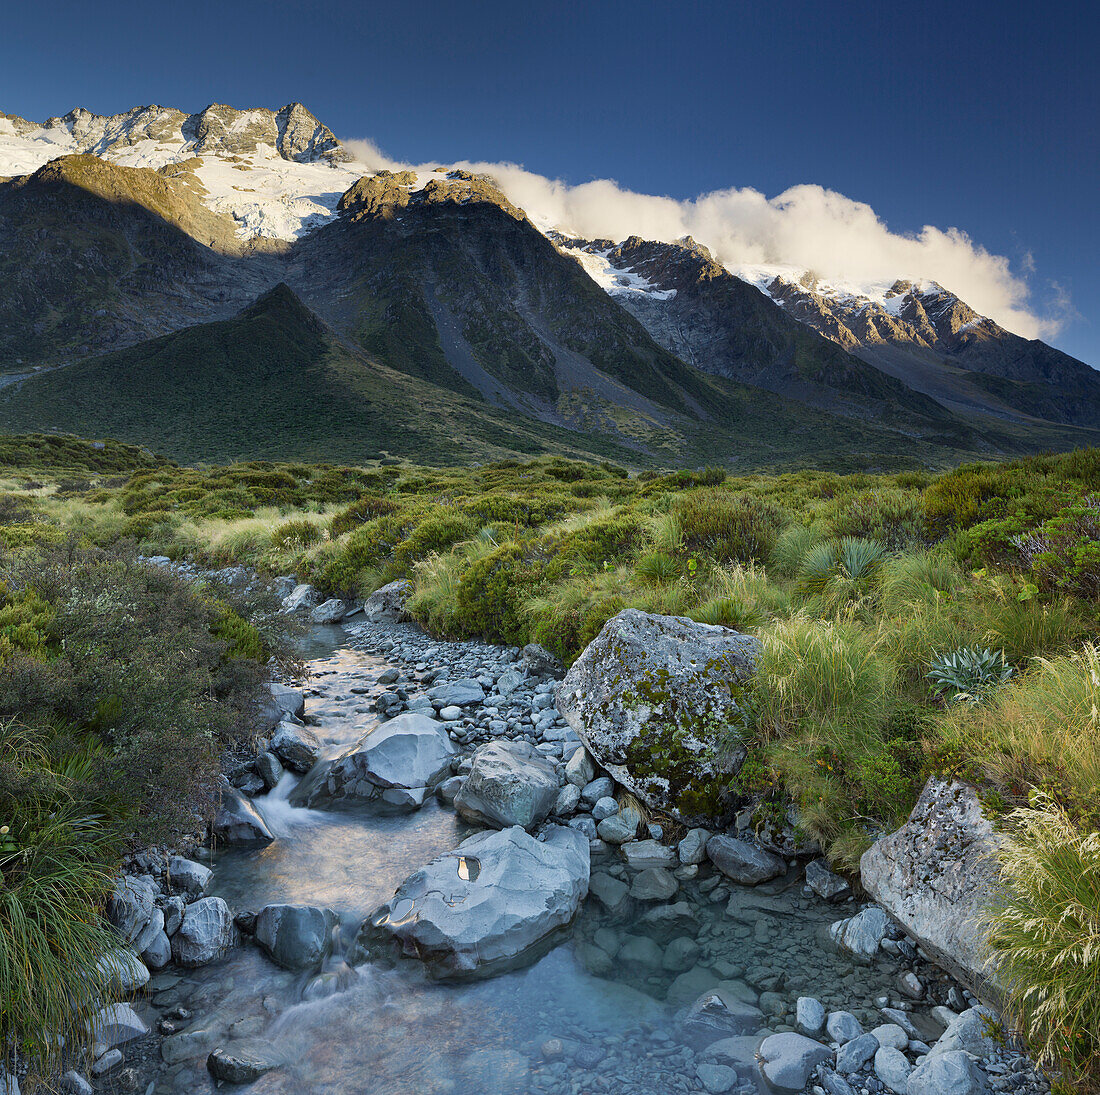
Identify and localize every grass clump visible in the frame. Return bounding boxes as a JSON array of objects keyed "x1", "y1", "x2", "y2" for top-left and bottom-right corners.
[{"x1": 985, "y1": 798, "x2": 1100, "y2": 1092}]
